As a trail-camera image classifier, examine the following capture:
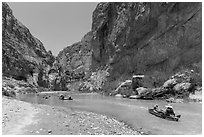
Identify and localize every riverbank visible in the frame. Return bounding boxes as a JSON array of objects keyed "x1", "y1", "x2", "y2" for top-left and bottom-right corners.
[{"x1": 2, "y1": 97, "x2": 140, "y2": 135}]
